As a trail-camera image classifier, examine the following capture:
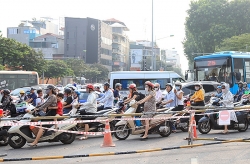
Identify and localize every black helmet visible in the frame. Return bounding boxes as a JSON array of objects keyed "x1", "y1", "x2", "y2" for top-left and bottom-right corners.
[
  {"x1": 3, "y1": 89, "x2": 10, "y2": 95},
  {"x1": 64, "y1": 88, "x2": 72, "y2": 94},
  {"x1": 46, "y1": 85, "x2": 56, "y2": 90},
  {"x1": 104, "y1": 82, "x2": 110, "y2": 87}
]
